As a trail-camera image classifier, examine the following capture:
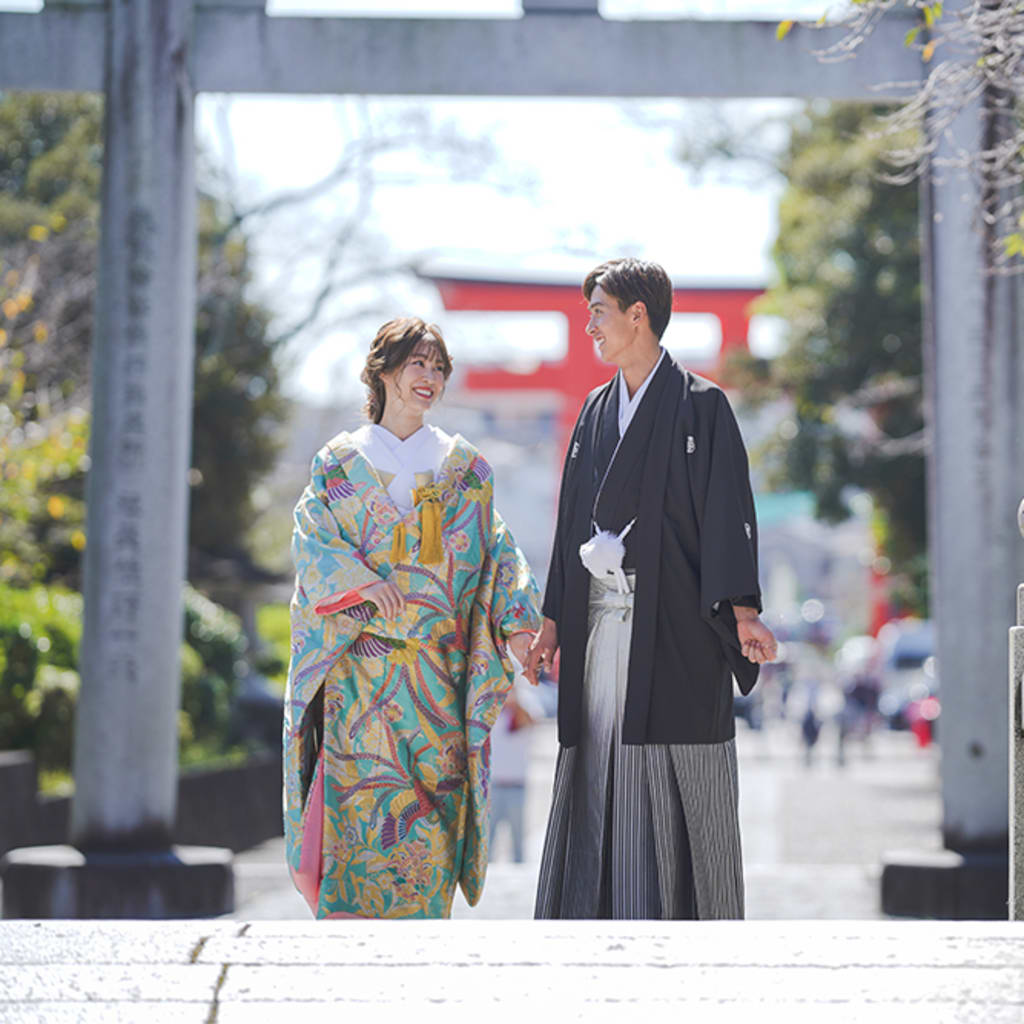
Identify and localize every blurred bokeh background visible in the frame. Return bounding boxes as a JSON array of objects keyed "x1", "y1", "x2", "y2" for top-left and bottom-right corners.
[{"x1": 0, "y1": 0, "x2": 943, "y2": 917}]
